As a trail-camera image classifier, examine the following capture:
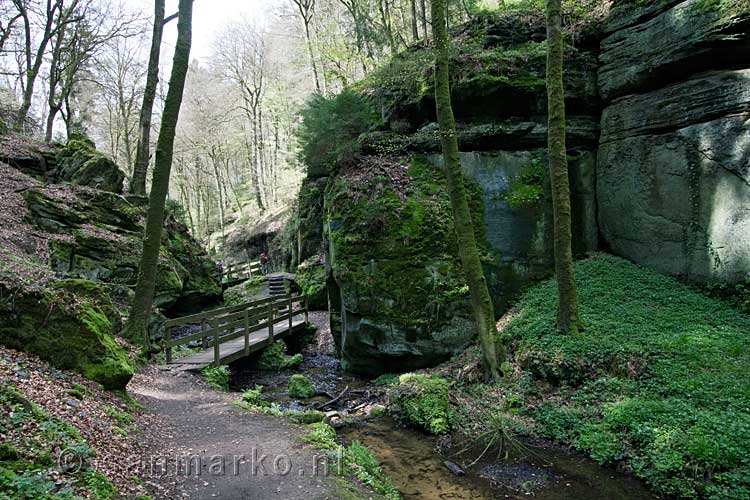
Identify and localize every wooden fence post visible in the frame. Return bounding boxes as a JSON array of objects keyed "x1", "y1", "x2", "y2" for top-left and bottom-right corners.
[
  {"x1": 244, "y1": 308, "x2": 250, "y2": 355},
  {"x1": 288, "y1": 294, "x2": 293, "y2": 331},
  {"x1": 304, "y1": 296, "x2": 309, "y2": 323},
  {"x1": 268, "y1": 302, "x2": 274, "y2": 342},
  {"x1": 213, "y1": 319, "x2": 221, "y2": 367},
  {"x1": 165, "y1": 326, "x2": 172, "y2": 364},
  {"x1": 201, "y1": 319, "x2": 207, "y2": 349}
]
